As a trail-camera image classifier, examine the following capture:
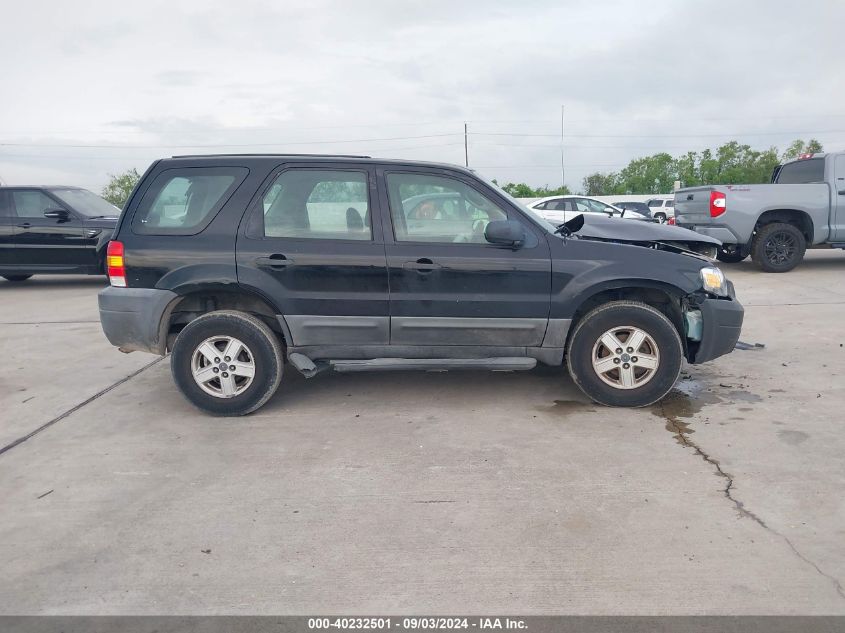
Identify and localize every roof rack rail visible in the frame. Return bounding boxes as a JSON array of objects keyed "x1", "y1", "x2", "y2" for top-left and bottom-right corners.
[{"x1": 170, "y1": 153, "x2": 372, "y2": 159}]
